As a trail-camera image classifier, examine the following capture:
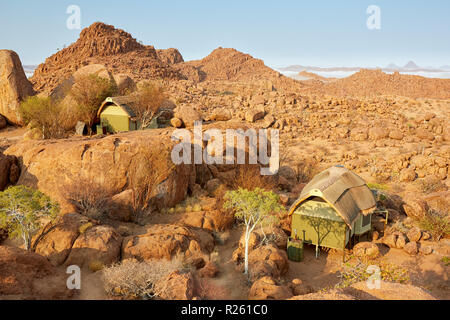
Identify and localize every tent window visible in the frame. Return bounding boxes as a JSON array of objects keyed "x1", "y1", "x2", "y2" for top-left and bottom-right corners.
[{"x1": 362, "y1": 214, "x2": 371, "y2": 227}]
